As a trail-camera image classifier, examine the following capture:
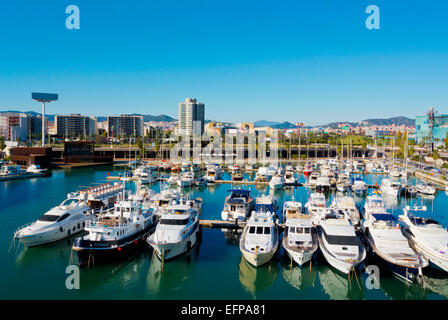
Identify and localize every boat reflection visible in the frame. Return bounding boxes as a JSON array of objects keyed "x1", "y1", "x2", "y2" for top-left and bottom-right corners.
[
  {"x1": 281, "y1": 259, "x2": 317, "y2": 291},
  {"x1": 79, "y1": 248, "x2": 149, "y2": 294},
  {"x1": 316, "y1": 263, "x2": 365, "y2": 300},
  {"x1": 238, "y1": 255, "x2": 279, "y2": 298},
  {"x1": 221, "y1": 228, "x2": 242, "y2": 246},
  {"x1": 14, "y1": 232, "x2": 84, "y2": 266},
  {"x1": 146, "y1": 244, "x2": 200, "y2": 295},
  {"x1": 423, "y1": 271, "x2": 448, "y2": 299}
]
